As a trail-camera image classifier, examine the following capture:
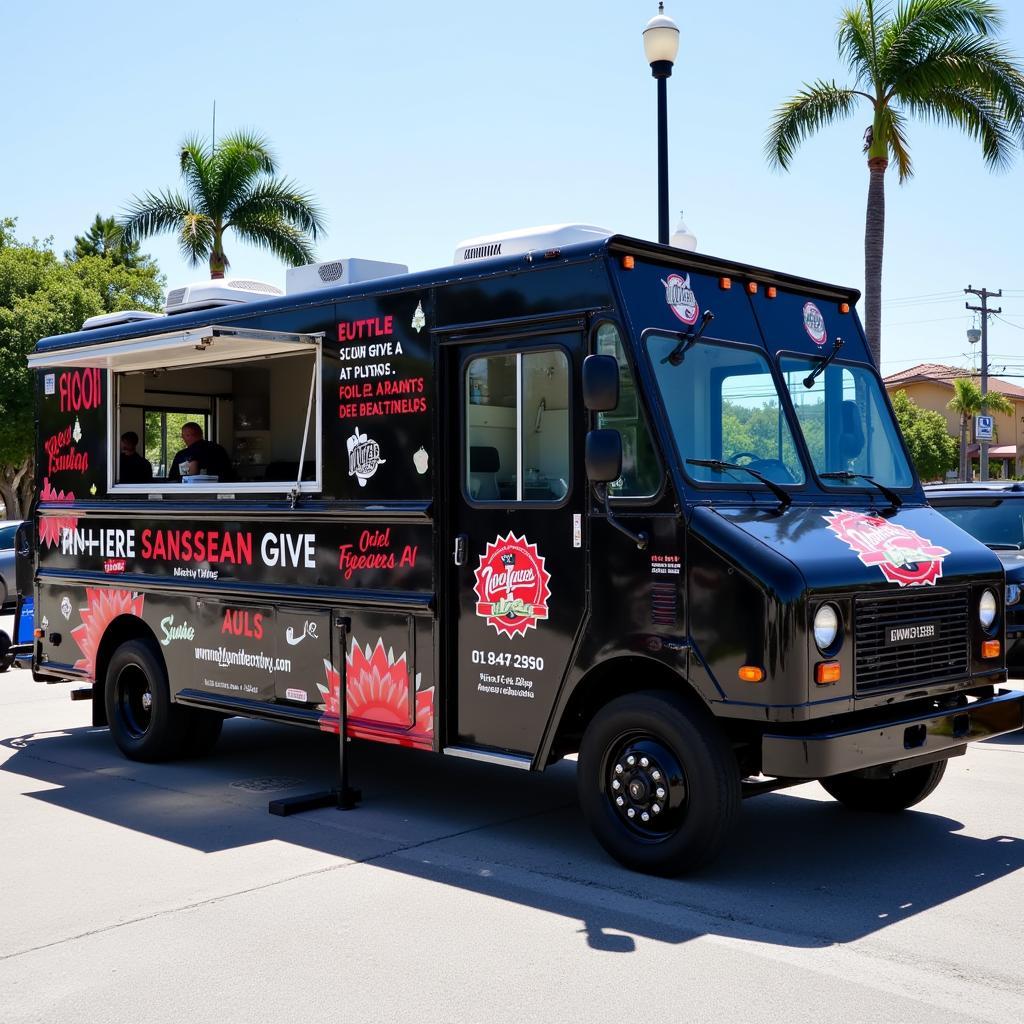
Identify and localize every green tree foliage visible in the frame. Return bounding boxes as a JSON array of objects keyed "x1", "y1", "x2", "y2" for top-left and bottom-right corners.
[
  {"x1": 946, "y1": 376, "x2": 1014, "y2": 480},
  {"x1": 65, "y1": 214, "x2": 147, "y2": 270},
  {"x1": 120, "y1": 131, "x2": 325, "y2": 279},
  {"x1": 766, "y1": 1, "x2": 1024, "y2": 367},
  {"x1": 891, "y1": 389, "x2": 958, "y2": 481},
  {"x1": 0, "y1": 217, "x2": 164, "y2": 517}
]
